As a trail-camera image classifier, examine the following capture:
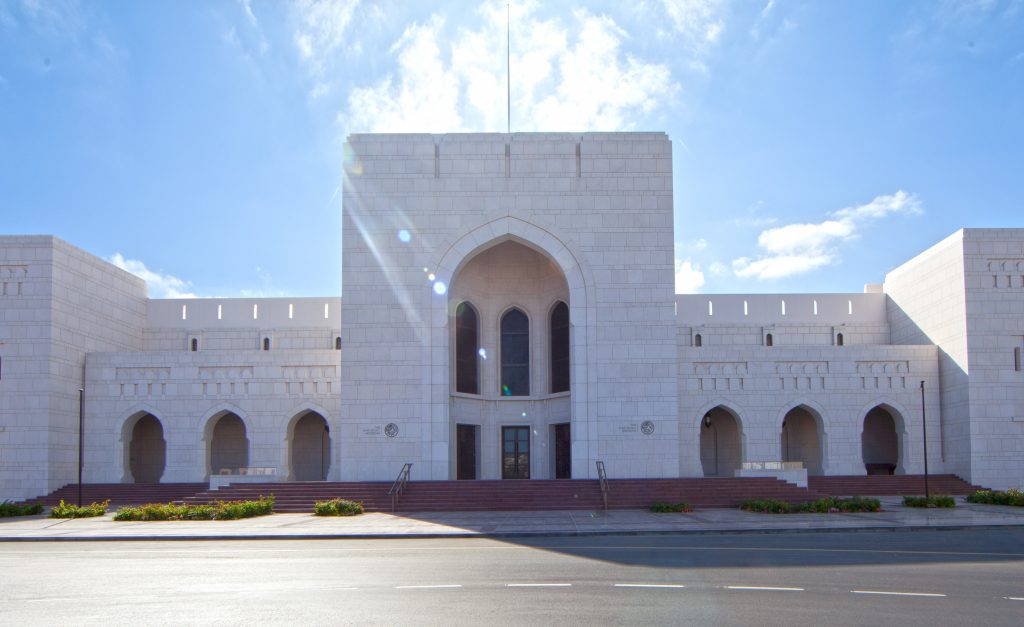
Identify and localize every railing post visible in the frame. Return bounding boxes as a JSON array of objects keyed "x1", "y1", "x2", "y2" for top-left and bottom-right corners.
[{"x1": 388, "y1": 463, "x2": 412, "y2": 513}]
